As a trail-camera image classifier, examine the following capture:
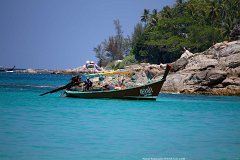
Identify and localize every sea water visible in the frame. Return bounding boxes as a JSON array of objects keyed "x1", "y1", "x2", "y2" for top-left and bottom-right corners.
[{"x1": 0, "y1": 72, "x2": 240, "y2": 160}]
